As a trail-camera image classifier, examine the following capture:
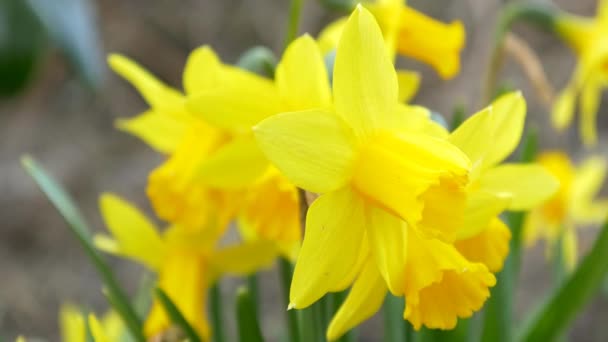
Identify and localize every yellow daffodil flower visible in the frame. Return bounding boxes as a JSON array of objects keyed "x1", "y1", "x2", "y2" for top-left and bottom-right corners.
[
  {"x1": 58, "y1": 304, "x2": 122, "y2": 342},
  {"x1": 318, "y1": 0, "x2": 465, "y2": 79},
  {"x1": 553, "y1": 0, "x2": 608, "y2": 146},
  {"x1": 94, "y1": 193, "x2": 277, "y2": 339},
  {"x1": 110, "y1": 44, "x2": 303, "y2": 259},
  {"x1": 324, "y1": 91, "x2": 559, "y2": 339},
  {"x1": 254, "y1": 6, "x2": 501, "y2": 335},
  {"x1": 524, "y1": 152, "x2": 608, "y2": 270}
]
